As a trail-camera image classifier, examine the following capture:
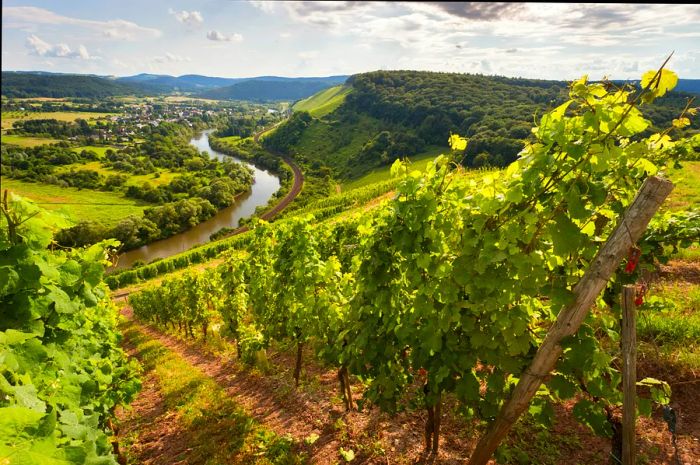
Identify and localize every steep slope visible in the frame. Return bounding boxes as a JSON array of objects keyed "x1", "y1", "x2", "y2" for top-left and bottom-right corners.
[{"x1": 292, "y1": 85, "x2": 352, "y2": 117}]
